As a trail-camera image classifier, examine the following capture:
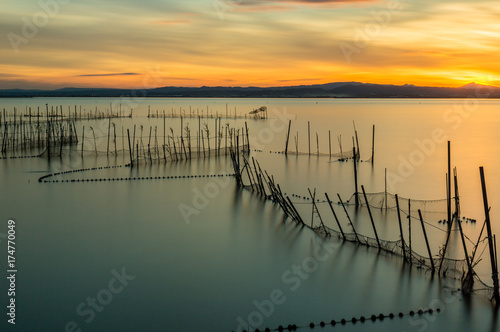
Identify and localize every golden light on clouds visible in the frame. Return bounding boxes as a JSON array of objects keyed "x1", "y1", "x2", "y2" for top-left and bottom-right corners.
[{"x1": 1, "y1": 0, "x2": 500, "y2": 89}]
